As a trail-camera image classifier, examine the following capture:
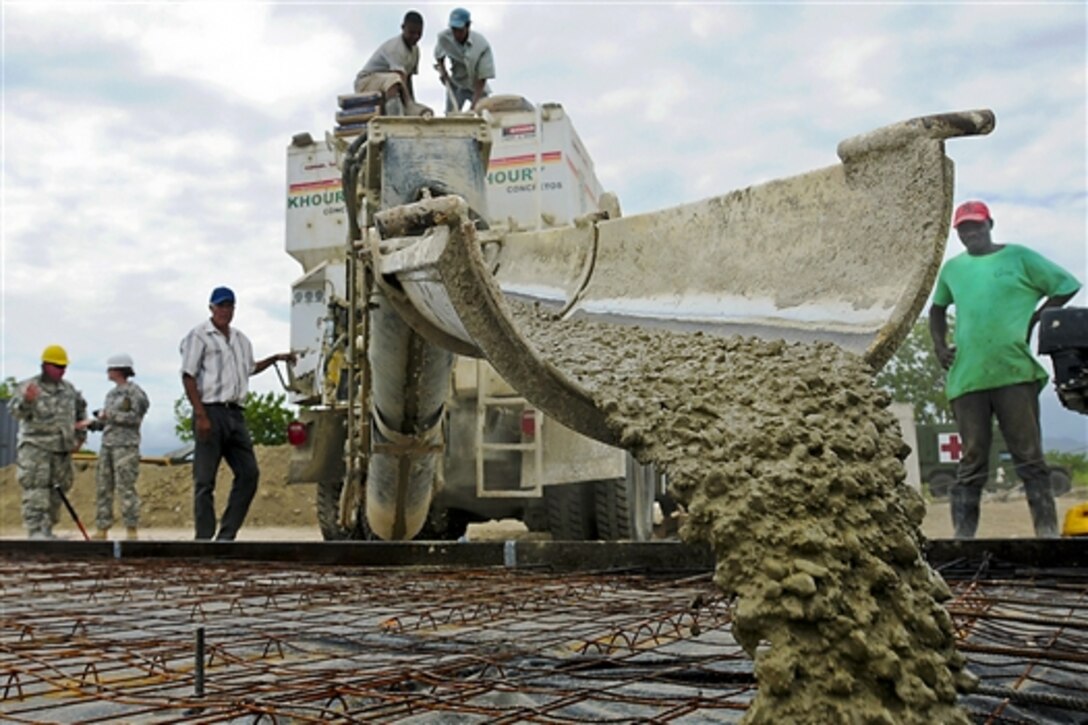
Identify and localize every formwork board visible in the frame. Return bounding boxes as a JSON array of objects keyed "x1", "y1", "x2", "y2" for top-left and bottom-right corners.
[{"x1": 2, "y1": 537, "x2": 1085, "y2": 570}]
